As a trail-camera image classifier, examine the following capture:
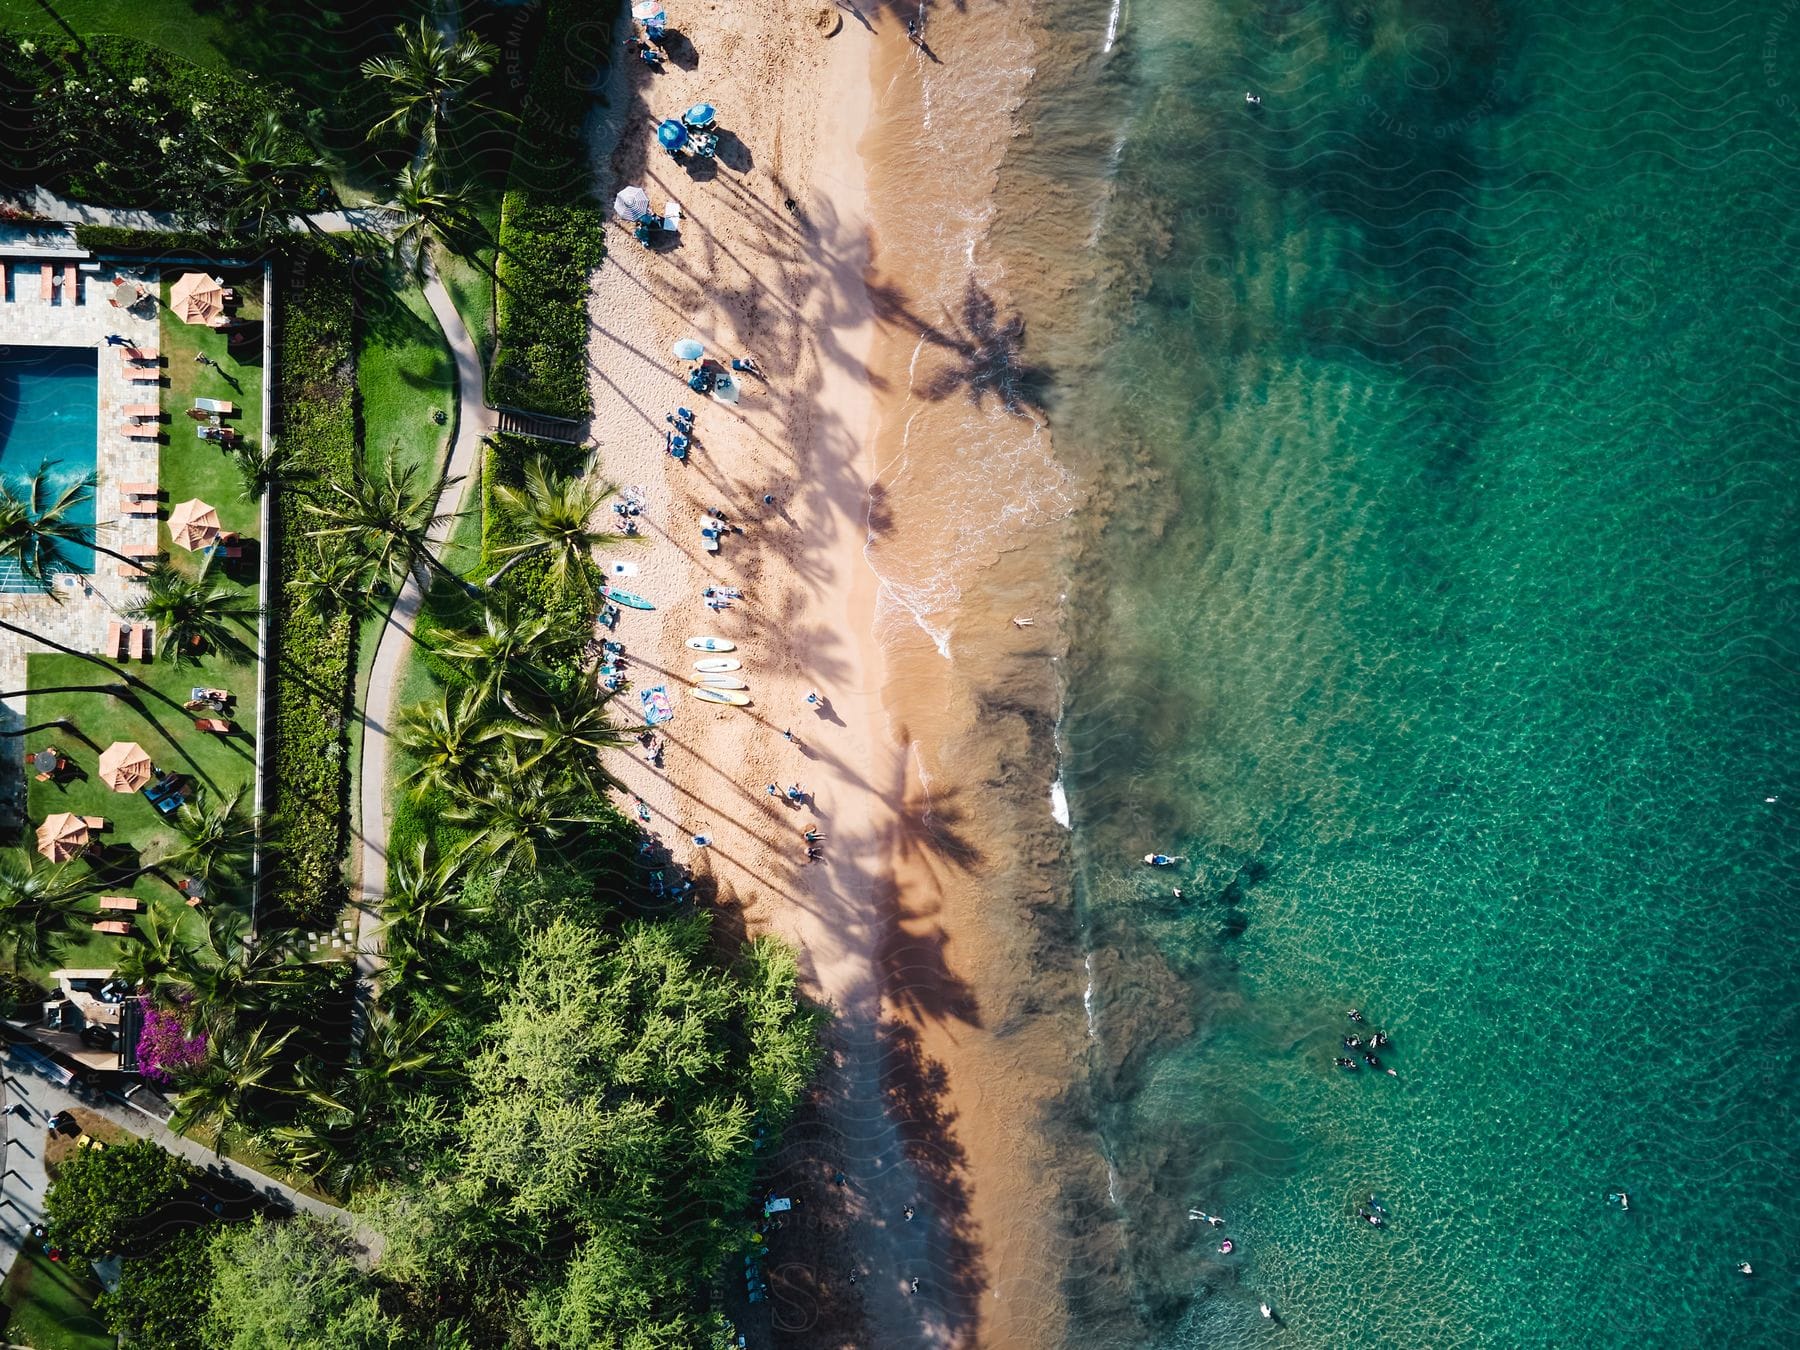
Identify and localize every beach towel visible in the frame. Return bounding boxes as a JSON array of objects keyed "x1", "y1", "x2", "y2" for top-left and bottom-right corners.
[{"x1": 639, "y1": 685, "x2": 674, "y2": 726}]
